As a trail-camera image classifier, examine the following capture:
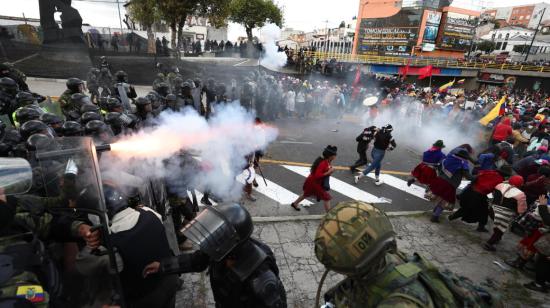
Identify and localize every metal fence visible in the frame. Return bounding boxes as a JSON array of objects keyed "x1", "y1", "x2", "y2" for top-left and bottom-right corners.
[{"x1": 304, "y1": 51, "x2": 550, "y2": 73}]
